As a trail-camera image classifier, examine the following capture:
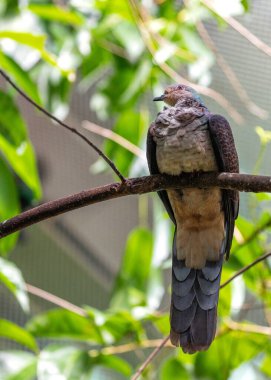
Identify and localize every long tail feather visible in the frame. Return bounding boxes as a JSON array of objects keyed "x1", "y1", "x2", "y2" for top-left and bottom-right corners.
[{"x1": 170, "y1": 231, "x2": 224, "y2": 354}]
